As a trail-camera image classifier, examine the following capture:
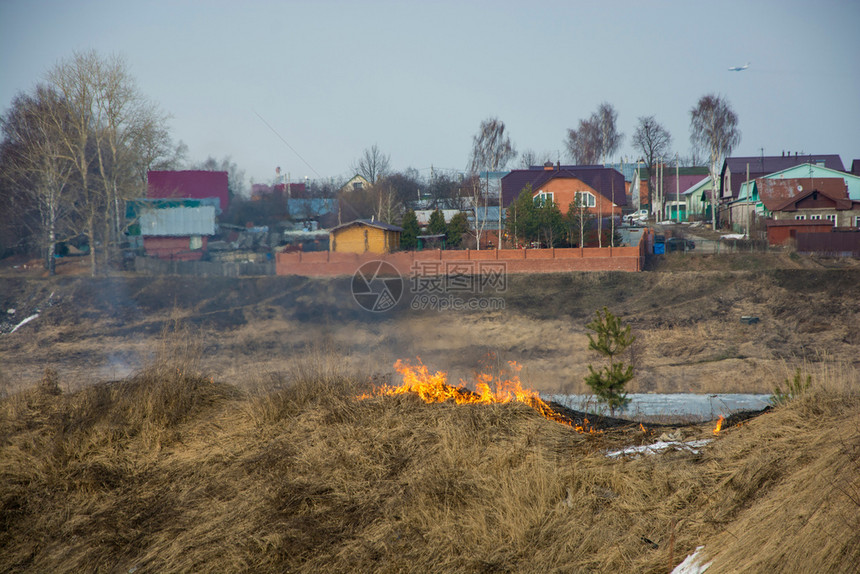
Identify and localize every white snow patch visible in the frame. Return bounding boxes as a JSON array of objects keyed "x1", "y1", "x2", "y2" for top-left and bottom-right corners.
[
  {"x1": 606, "y1": 439, "x2": 712, "y2": 458},
  {"x1": 672, "y1": 546, "x2": 712, "y2": 574},
  {"x1": 10, "y1": 313, "x2": 39, "y2": 333},
  {"x1": 720, "y1": 234, "x2": 746, "y2": 240}
]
